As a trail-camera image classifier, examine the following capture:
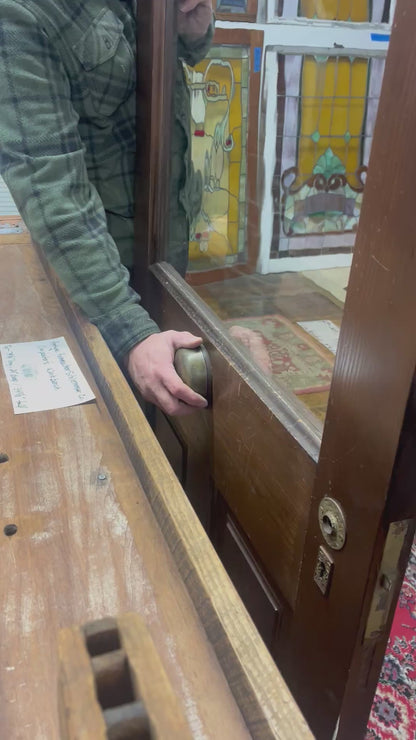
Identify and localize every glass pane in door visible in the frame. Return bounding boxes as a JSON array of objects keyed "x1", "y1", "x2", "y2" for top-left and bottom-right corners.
[{"x1": 172, "y1": 24, "x2": 386, "y2": 424}]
